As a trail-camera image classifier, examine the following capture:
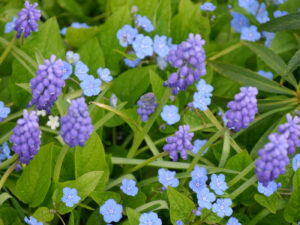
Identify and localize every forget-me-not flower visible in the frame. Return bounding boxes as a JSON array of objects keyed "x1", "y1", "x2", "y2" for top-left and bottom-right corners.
[
  {"x1": 227, "y1": 217, "x2": 242, "y2": 225},
  {"x1": 212, "y1": 198, "x2": 233, "y2": 218},
  {"x1": 0, "y1": 142, "x2": 10, "y2": 163},
  {"x1": 209, "y1": 174, "x2": 228, "y2": 195},
  {"x1": 255, "y1": 3, "x2": 269, "y2": 24},
  {"x1": 4, "y1": 17, "x2": 16, "y2": 33},
  {"x1": 24, "y1": 216, "x2": 43, "y2": 225},
  {"x1": 80, "y1": 75, "x2": 101, "y2": 96},
  {"x1": 262, "y1": 32, "x2": 275, "y2": 48},
  {"x1": 136, "y1": 15, "x2": 154, "y2": 32},
  {"x1": 139, "y1": 212, "x2": 162, "y2": 225},
  {"x1": 200, "y1": 3, "x2": 216, "y2": 11},
  {"x1": 62, "y1": 61, "x2": 72, "y2": 80},
  {"x1": 153, "y1": 35, "x2": 169, "y2": 58},
  {"x1": 292, "y1": 154, "x2": 300, "y2": 172},
  {"x1": 132, "y1": 34, "x2": 153, "y2": 59},
  {"x1": 241, "y1": 25, "x2": 261, "y2": 42},
  {"x1": 100, "y1": 199, "x2": 123, "y2": 223},
  {"x1": 66, "y1": 51, "x2": 80, "y2": 64},
  {"x1": 192, "y1": 139, "x2": 208, "y2": 155},
  {"x1": 161, "y1": 105, "x2": 180, "y2": 125},
  {"x1": 116, "y1": 25, "x2": 138, "y2": 47},
  {"x1": 230, "y1": 12, "x2": 250, "y2": 33},
  {"x1": 120, "y1": 178, "x2": 138, "y2": 196},
  {"x1": 97, "y1": 67, "x2": 113, "y2": 83},
  {"x1": 257, "y1": 181, "x2": 277, "y2": 196},
  {"x1": 189, "y1": 176, "x2": 207, "y2": 194},
  {"x1": 197, "y1": 187, "x2": 216, "y2": 209},
  {"x1": 61, "y1": 187, "x2": 81, "y2": 207},
  {"x1": 0, "y1": 101, "x2": 10, "y2": 122},
  {"x1": 273, "y1": 10, "x2": 288, "y2": 18},
  {"x1": 258, "y1": 70, "x2": 273, "y2": 80},
  {"x1": 75, "y1": 61, "x2": 89, "y2": 81},
  {"x1": 158, "y1": 168, "x2": 179, "y2": 189}
]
